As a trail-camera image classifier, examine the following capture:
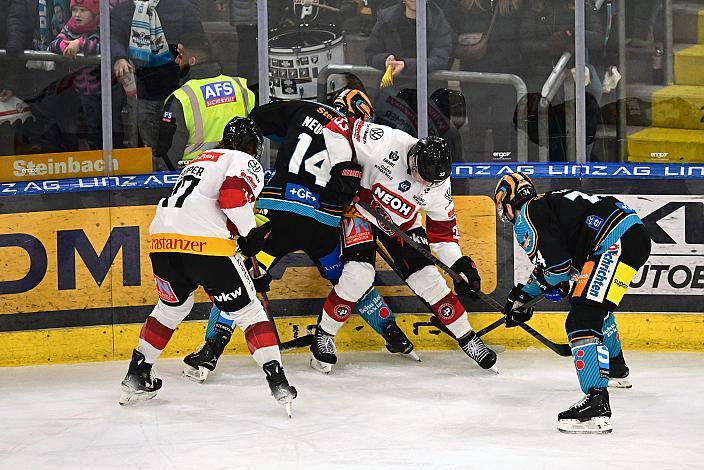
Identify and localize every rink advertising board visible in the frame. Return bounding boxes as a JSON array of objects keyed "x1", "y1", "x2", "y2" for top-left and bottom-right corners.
[
  {"x1": 0, "y1": 148, "x2": 153, "y2": 182},
  {"x1": 0, "y1": 197, "x2": 497, "y2": 316},
  {"x1": 0, "y1": 165, "x2": 703, "y2": 365}
]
